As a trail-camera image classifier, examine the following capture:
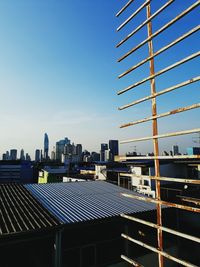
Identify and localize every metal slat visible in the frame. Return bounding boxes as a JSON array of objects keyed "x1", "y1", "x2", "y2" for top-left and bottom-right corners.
[
  {"x1": 121, "y1": 214, "x2": 200, "y2": 243},
  {"x1": 121, "y1": 234, "x2": 198, "y2": 267},
  {"x1": 120, "y1": 103, "x2": 200, "y2": 128},
  {"x1": 116, "y1": 1, "x2": 200, "y2": 267},
  {"x1": 117, "y1": 0, "x2": 151, "y2": 31},
  {"x1": 116, "y1": 0, "x2": 135, "y2": 17},
  {"x1": 121, "y1": 255, "x2": 144, "y2": 266},
  {"x1": 118, "y1": 76, "x2": 200, "y2": 110},
  {"x1": 121, "y1": 193, "x2": 200, "y2": 213},
  {"x1": 120, "y1": 128, "x2": 200, "y2": 144},
  {"x1": 120, "y1": 174, "x2": 200, "y2": 185},
  {"x1": 118, "y1": 51, "x2": 200, "y2": 95},
  {"x1": 116, "y1": 155, "x2": 200, "y2": 161},
  {"x1": 118, "y1": 25, "x2": 200, "y2": 78},
  {"x1": 117, "y1": 1, "x2": 200, "y2": 62},
  {"x1": 117, "y1": 0, "x2": 175, "y2": 47}
]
